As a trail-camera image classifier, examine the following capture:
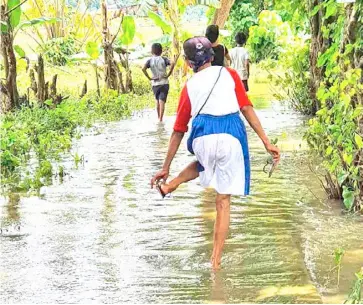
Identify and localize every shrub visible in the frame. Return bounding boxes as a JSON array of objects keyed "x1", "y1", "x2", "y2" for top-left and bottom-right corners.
[
  {"x1": 270, "y1": 37, "x2": 314, "y2": 115},
  {"x1": 0, "y1": 92, "x2": 134, "y2": 193},
  {"x1": 227, "y1": 2, "x2": 257, "y2": 46},
  {"x1": 247, "y1": 11, "x2": 291, "y2": 63},
  {"x1": 40, "y1": 36, "x2": 78, "y2": 66},
  {"x1": 132, "y1": 68, "x2": 152, "y2": 96}
]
